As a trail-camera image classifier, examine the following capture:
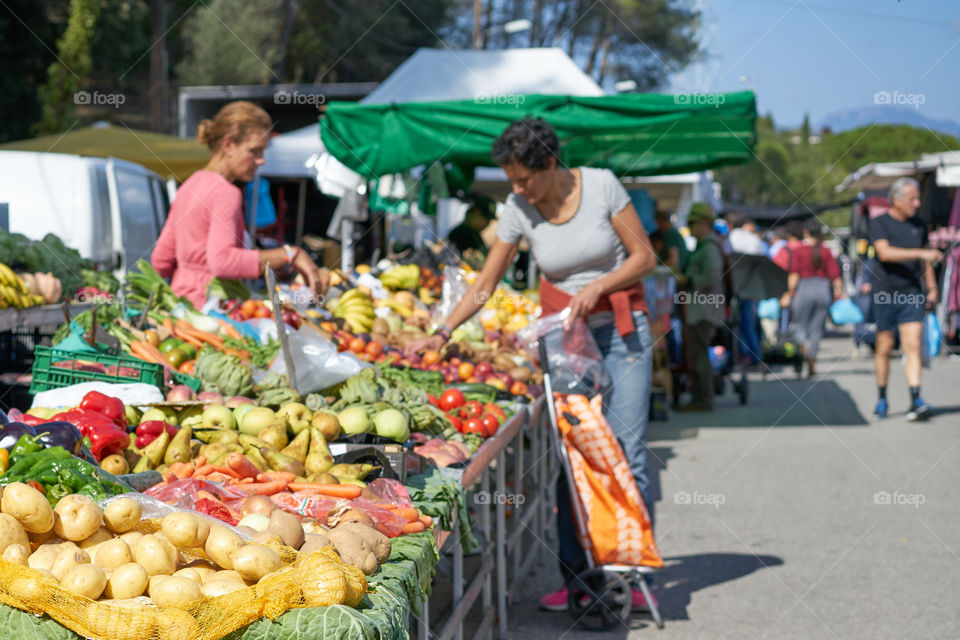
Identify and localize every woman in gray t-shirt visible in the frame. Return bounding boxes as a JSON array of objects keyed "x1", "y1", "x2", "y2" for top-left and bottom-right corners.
[{"x1": 426, "y1": 117, "x2": 659, "y2": 611}]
